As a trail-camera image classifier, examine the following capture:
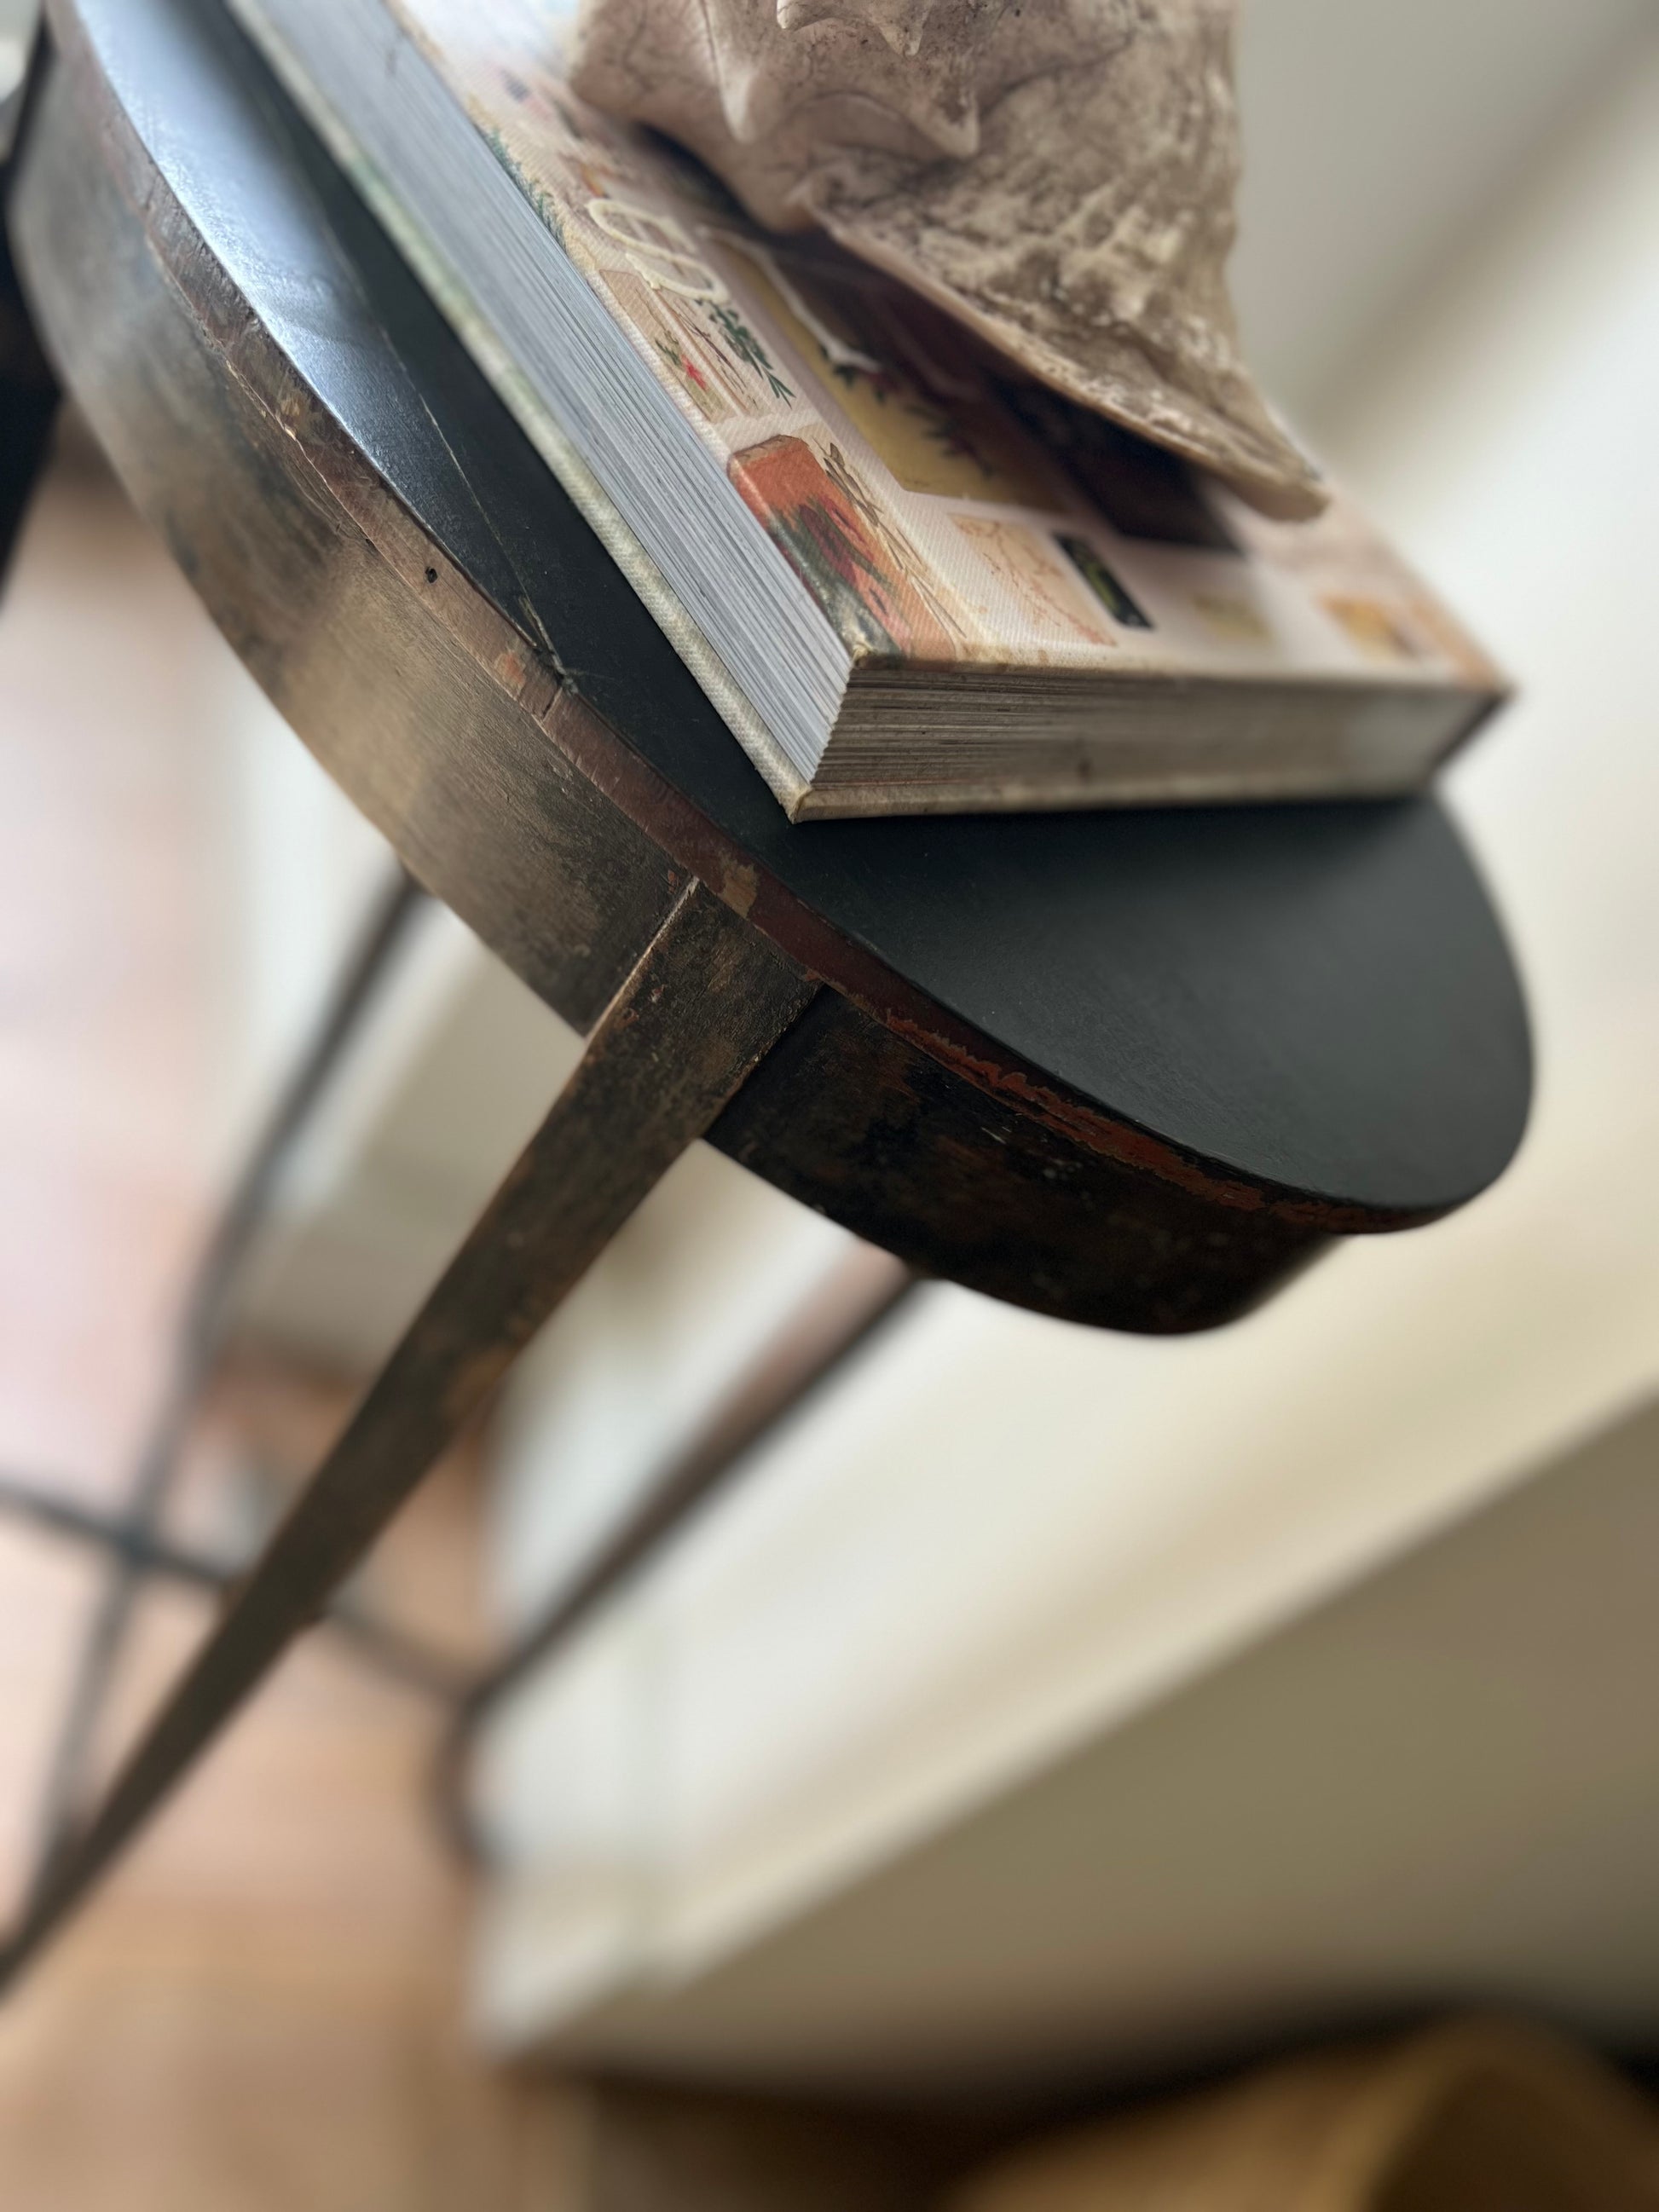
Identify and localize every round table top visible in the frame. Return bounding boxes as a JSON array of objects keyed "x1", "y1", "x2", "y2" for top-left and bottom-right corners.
[{"x1": 39, "y1": 0, "x2": 1531, "y2": 1228}]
